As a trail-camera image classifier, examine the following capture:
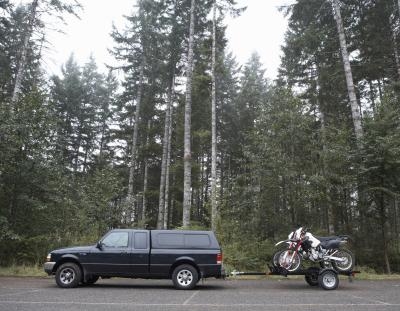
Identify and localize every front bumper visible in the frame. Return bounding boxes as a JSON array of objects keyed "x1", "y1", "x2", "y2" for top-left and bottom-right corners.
[{"x1": 43, "y1": 262, "x2": 56, "y2": 275}]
